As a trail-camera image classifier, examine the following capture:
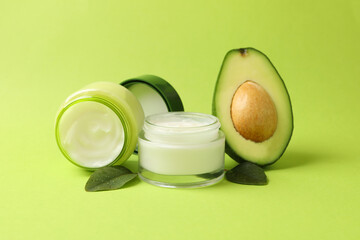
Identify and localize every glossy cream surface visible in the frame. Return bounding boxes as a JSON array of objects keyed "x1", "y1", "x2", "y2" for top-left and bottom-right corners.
[{"x1": 58, "y1": 101, "x2": 124, "y2": 168}]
